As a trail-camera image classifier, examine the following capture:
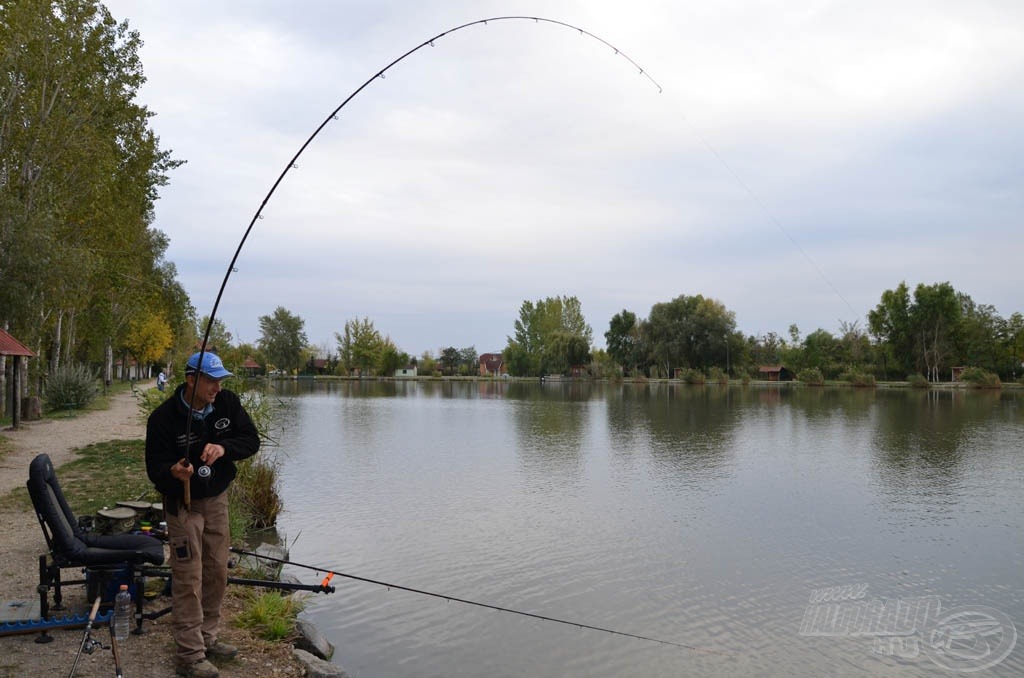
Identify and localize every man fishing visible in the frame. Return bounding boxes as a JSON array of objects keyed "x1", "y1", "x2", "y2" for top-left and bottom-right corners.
[{"x1": 145, "y1": 351, "x2": 260, "y2": 678}]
